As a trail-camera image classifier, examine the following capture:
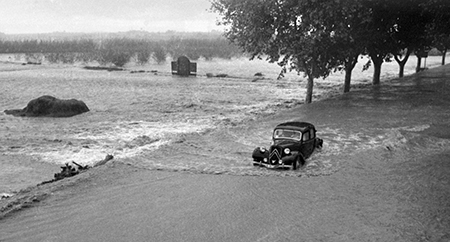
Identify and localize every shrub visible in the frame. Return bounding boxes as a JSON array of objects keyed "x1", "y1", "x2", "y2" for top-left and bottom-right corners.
[
  {"x1": 428, "y1": 48, "x2": 442, "y2": 56},
  {"x1": 0, "y1": 34, "x2": 244, "y2": 64},
  {"x1": 137, "y1": 49, "x2": 152, "y2": 65},
  {"x1": 153, "y1": 45, "x2": 167, "y2": 64},
  {"x1": 25, "y1": 53, "x2": 43, "y2": 63},
  {"x1": 75, "y1": 52, "x2": 97, "y2": 64},
  {"x1": 97, "y1": 49, "x2": 132, "y2": 67}
]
